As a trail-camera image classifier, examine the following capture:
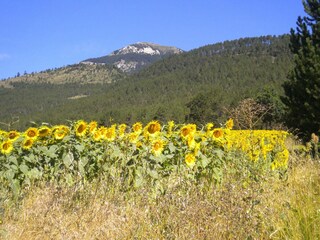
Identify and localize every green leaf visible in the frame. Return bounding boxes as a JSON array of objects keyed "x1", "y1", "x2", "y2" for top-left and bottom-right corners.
[
  {"x1": 11, "y1": 179, "x2": 20, "y2": 196},
  {"x1": 75, "y1": 144, "x2": 85, "y2": 153},
  {"x1": 27, "y1": 168, "x2": 42, "y2": 179},
  {"x1": 199, "y1": 154, "x2": 210, "y2": 168},
  {"x1": 147, "y1": 169, "x2": 159, "y2": 179},
  {"x1": 8, "y1": 156, "x2": 18, "y2": 166},
  {"x1": 79, "y1": 157, "x2": 89, "y2": 167},
  {"x1": 19, "y1": 164, "x2": 29, "y2": 175},
  {"x1": 78, "y1": 157, "x2": 88, "y2": 176},
  {"x1": 63, "y1": 152, "x2": 74, "y2": 168},
  {"x1": 24, "y1": 154, "x2": 36, "y2": 163},
  {"x1": 134, "y1": 167, "x2": 144, "y2": 188},
  {"x1": 5, "y1": 169, "x2": 15, "y2": 180},
  {"x1": 65, "y1": 173, "x2": 74, "y2": 186},
  {"x1": 168, "y1": 142, "x2": 176, "y2": 153}
]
